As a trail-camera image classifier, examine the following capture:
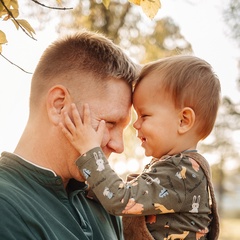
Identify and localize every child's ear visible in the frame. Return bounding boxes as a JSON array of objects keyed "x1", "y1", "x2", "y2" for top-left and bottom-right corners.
[{"x1": 178, "y1": 107, "x2": 195, "y2": 134}]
